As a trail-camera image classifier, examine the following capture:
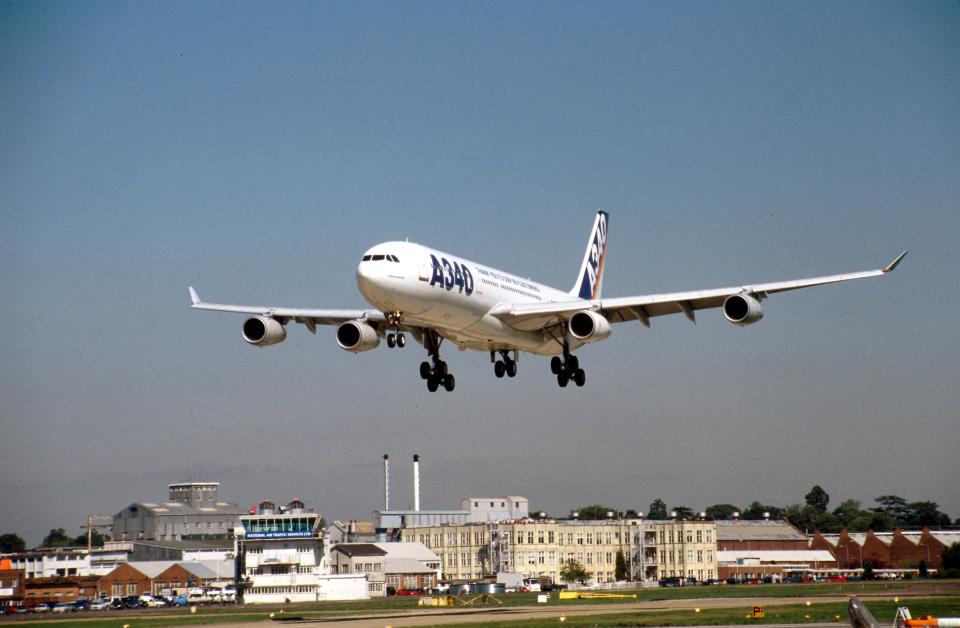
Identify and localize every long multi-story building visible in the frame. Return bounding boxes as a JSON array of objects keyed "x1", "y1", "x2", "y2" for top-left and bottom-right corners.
[{"x1": 403, "y1": 518, "x2": 717, "y2": 584}]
